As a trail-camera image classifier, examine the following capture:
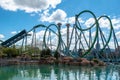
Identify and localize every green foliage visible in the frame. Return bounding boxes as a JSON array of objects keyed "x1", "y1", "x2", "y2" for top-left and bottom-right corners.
[
  {"x1": 40, "y1": 48, "x2": 52, "y2": 58},
  {"x1": 24, "y1": 46, "x2": 41, "y2": 56},
  {"x1": 0, "y1": 51, "x2": 4, "y2": 58},
  {"x1": 0, "y1": 47, "x2": 6, "y2": 58},
  {"x1": 27, "y1": 47, "x2": 41, "y2": 60},
  {"x1": 2, "y1": 47, "x2": 19, "y2": 58},
  {"x1": 92, "y1": 58, "x2": 99, "y2": 63},
  {"x1": 54, "y1": 51, "x2": 60, "y2": 60}
]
